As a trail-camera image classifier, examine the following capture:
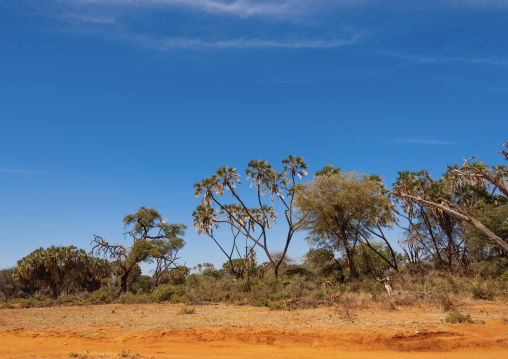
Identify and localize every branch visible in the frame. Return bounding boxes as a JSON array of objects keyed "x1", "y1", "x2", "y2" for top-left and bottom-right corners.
[
  {"x1": 394, "y1": 192, "x2": 508, "y2": 253},
  {"x1": 90, "y1": 235, "x2": 127, "y2": 261},
  {"x1": 446, "y1": 160, "x2": 508, "y2": 199}
]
